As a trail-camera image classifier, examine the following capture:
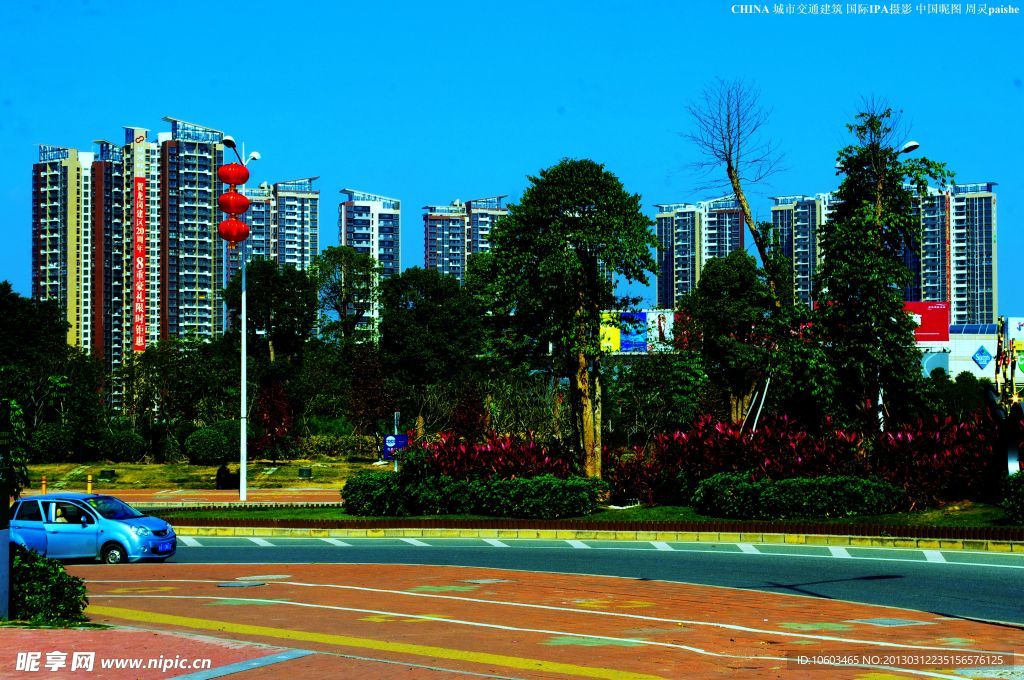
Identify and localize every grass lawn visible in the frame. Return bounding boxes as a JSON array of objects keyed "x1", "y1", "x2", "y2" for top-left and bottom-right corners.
[
  {"x1": 26, "y1": 459, "x2": 380, "y2": 492},
  {"x1": 152, "y1": 500, "x2": 1019, "y2": 530}
]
